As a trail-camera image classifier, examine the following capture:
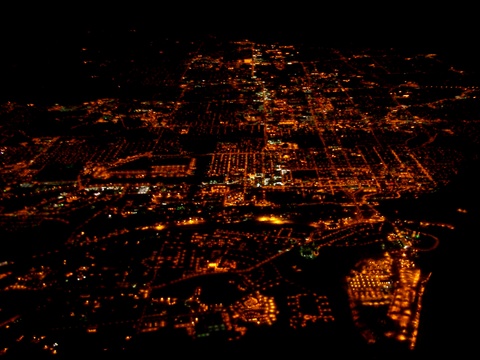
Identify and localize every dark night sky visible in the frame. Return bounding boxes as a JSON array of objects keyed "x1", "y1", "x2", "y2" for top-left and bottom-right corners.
[
  {"x1": 2, "y1": 3, "x2": 477, "y2": 52},
  {"x1": 1, "y1": 3, "x2": 478, "y2": 101}
]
